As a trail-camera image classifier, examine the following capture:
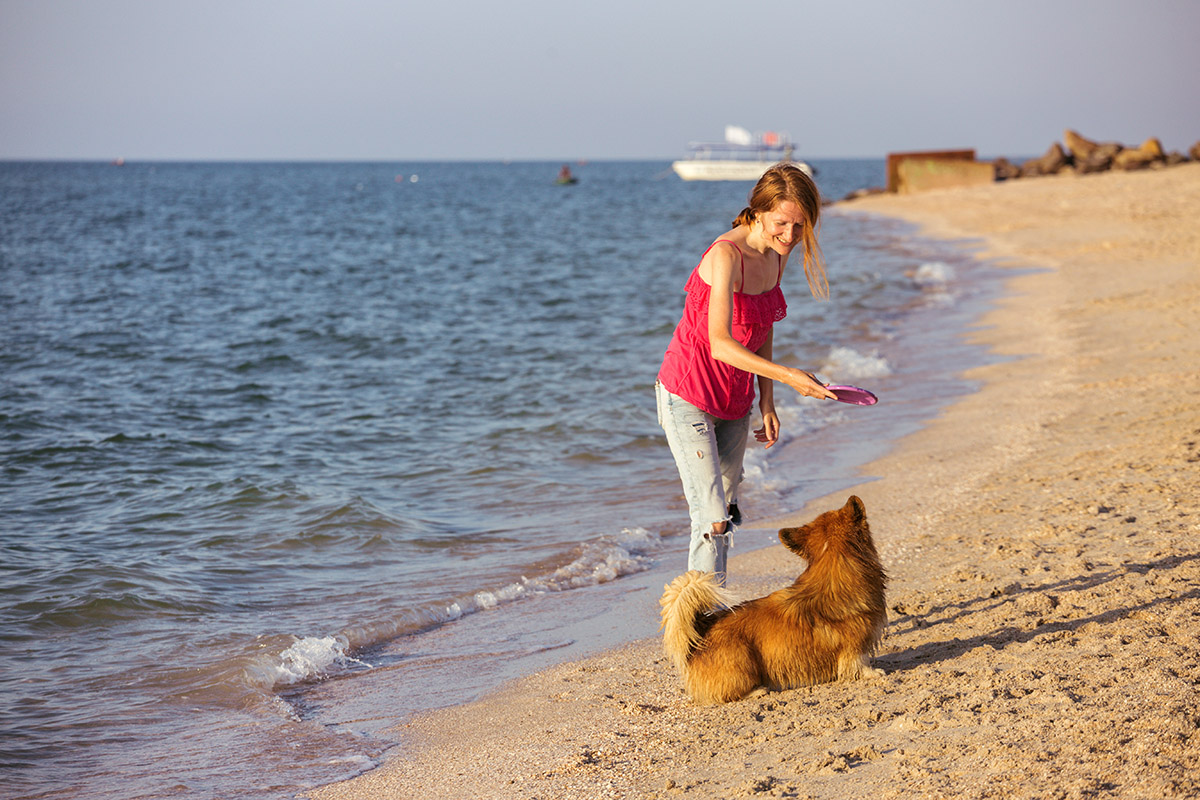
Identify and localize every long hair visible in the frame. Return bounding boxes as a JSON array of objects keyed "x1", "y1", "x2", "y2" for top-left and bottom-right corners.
[{"x1": 732, "y1": 164, "x2": 828, "y2": 300}]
